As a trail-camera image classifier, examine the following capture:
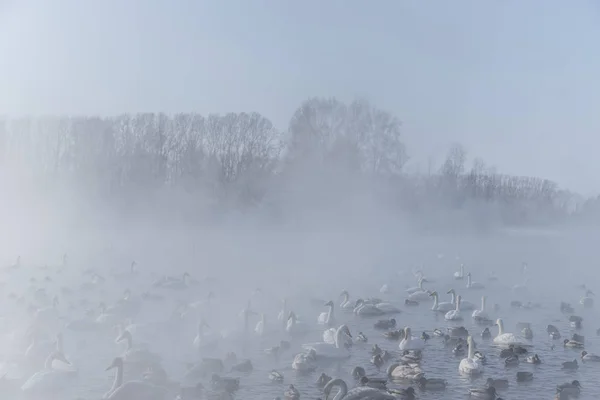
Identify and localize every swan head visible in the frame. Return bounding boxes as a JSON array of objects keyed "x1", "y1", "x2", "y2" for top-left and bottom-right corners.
[
  {"x1": 447, "y1": 289, "x2": 455, "y2": 294},
  {"x1": 51, "y1": 351, "x2": 71, "y2": 366},
  {"x1": 495, "y1": 318, "x2": 503, "y2": 326},
  {"x1": 340, "y1": 290, "x2": 349, "y2": 298},
  {"x1": 586, "y1": 290, "x2": 595, "y2": 296},
  {"x1": 429, "y1": 291, "x2": 438, "y2": 297},
  {"x1": 354, "y1": 299, "x2": 365, "y2": 307},
  {"x1": 324, "y1": 300, "x2": 334, "y2": 307},
  {"x1": 105, "y1": 357, "x2": 124, "y2": 371},
  {"x1": 404, "y1": 327, "x2": 411, "y2": 337}
]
